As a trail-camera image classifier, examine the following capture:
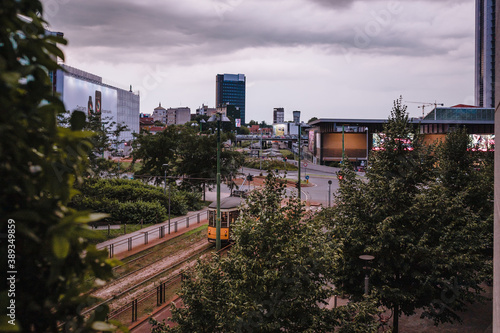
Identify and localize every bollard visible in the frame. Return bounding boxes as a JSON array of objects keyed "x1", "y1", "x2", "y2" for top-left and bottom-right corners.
[
  {"x1": 197, "y1": 213, "x2": 200, "y2": 224},
  {"x1": 175, "y1": 220, "x2": 178, "y2": 233},
  {"x1": 144, "y1": 231, "x2": 148, "y2": 245},
  {"x1": 186, "y1": 216, "x2": 190, "y2": 228},
  {"x1": 128, "y1": 237, "x2": 132, "y2": 251}
]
